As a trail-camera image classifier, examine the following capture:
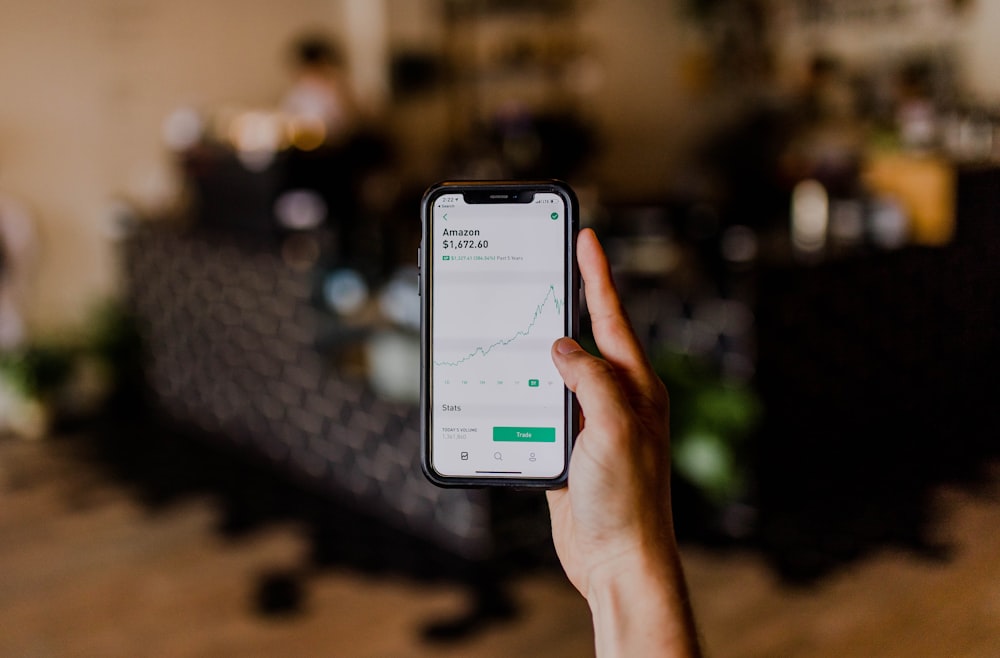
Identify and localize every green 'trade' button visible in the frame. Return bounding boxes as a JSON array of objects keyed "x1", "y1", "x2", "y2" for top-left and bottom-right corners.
[{"x1": 493, "y1": 426, "x2": 556, "y2": 443}]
